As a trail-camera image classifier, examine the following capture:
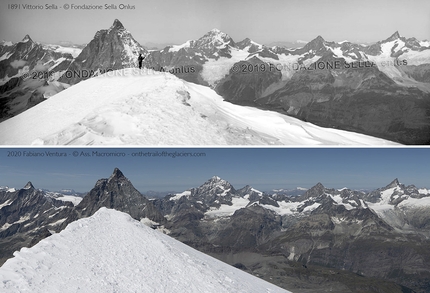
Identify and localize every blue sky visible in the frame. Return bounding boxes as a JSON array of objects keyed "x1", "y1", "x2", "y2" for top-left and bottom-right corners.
[
  {"x1": 0, "y1": 147, "x2": 428, "y2": 193},
  {"x1": 1, "y1": 0, "x2": 429, "y2": 45}
]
